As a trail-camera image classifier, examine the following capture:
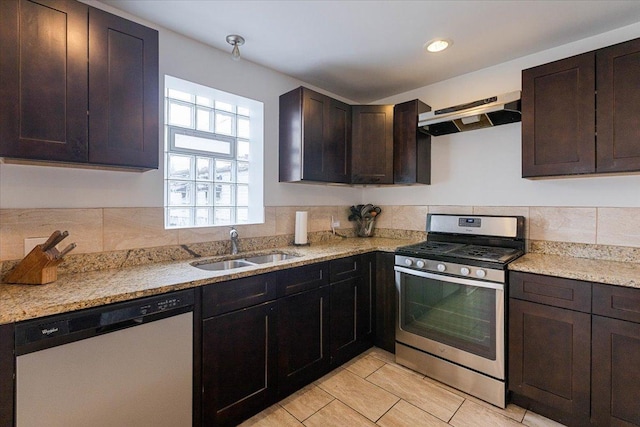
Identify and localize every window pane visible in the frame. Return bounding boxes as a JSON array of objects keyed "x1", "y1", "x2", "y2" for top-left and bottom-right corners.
[
  {"x1": 175, "y1": 133, "x2": 231, "y2": 155},
  {"x1": 196, "y1": 183, "x2": 213, "y2": 206},
  {"x1": 196, "y1": 108, "x2": 213, "y2": 132},
  {"x1": 196, "y1": 96, "x2": 213, "y2": 107},
  {"x1": 168, "y1": 154, "x2": 193, "y2": 179},
  {"x1": 237, "y1": 140, "x2": 250, "y2": 161},
  {"x1": 236, "y1": 207, "x2": 248, "y2": 223},
  {"x1": 168, "y1": 100, "x2": 193, "y2": 127},
  {"x1": 237, "y1": 162, "x2": 249, "y2": 184},
  {"x1": 214, "y1": 160, "x2": 233, "y2": 182},
  {"x1": 237, "y1": 106, "x2": 250, "y2": 117},
  {"x1": 237, "y1": 185, "x2": 249, "y2": 206},
  {"x1": 215, "y1": 101, "x2": 234, "y2": 113},
  {"x1": 168, "y1": 208, "x2": 192, "y2": 228},
  {"x1": 168, "y1": 89, "x2": 192, "y2": 102},
  {"x1": 196, "y1": 157, "x2": 212, "y2": 181},
  {"x1": 168, "y1": 181, "x2": 193, "y2": 206},
  {"x1": 195, "y1": 207, "x2": 212, "y2": 226},
  {"x1": 237, "y1": 117, "x2": 250, "y2": 139},
  {"x1": 214, "y1": 208, "x2": 232, "y2": 225},
  {"x1": 215, "y1": 112, "x2": 235, "y2": 135},
  {"x1": 215, "y1": 184, "x2": 233, "y2": 205}
]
